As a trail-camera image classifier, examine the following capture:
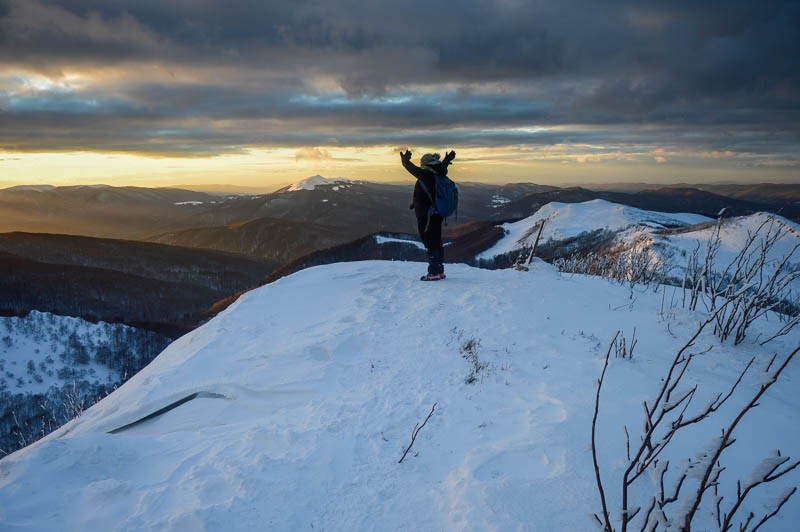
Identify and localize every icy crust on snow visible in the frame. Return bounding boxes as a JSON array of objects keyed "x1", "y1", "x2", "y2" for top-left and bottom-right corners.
[
  {"x1": 478, "y1": 199, "x2": 711, "y2": 260},
  {"x1": 1, "y1": 261, "x2": 798, "y2": 530},
  {"x1": 286, "y1": 175, "x2": 351, "y2": 191}
]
